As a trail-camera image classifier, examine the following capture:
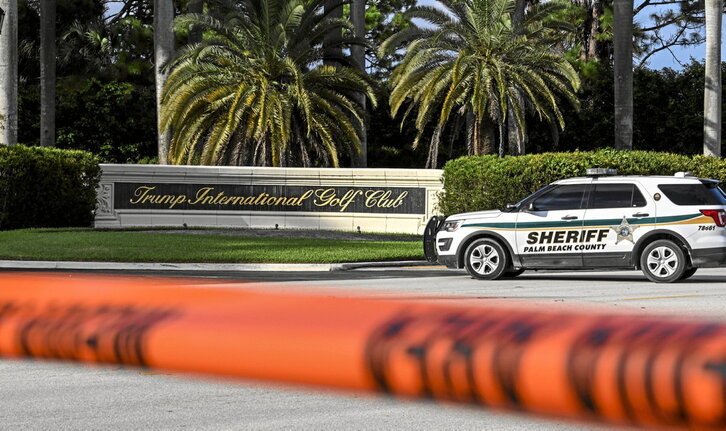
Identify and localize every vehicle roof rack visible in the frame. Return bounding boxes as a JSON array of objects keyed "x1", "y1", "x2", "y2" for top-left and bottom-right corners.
[{"x1": 586, "y1": 168, "x2": 617, "y2": 177}]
